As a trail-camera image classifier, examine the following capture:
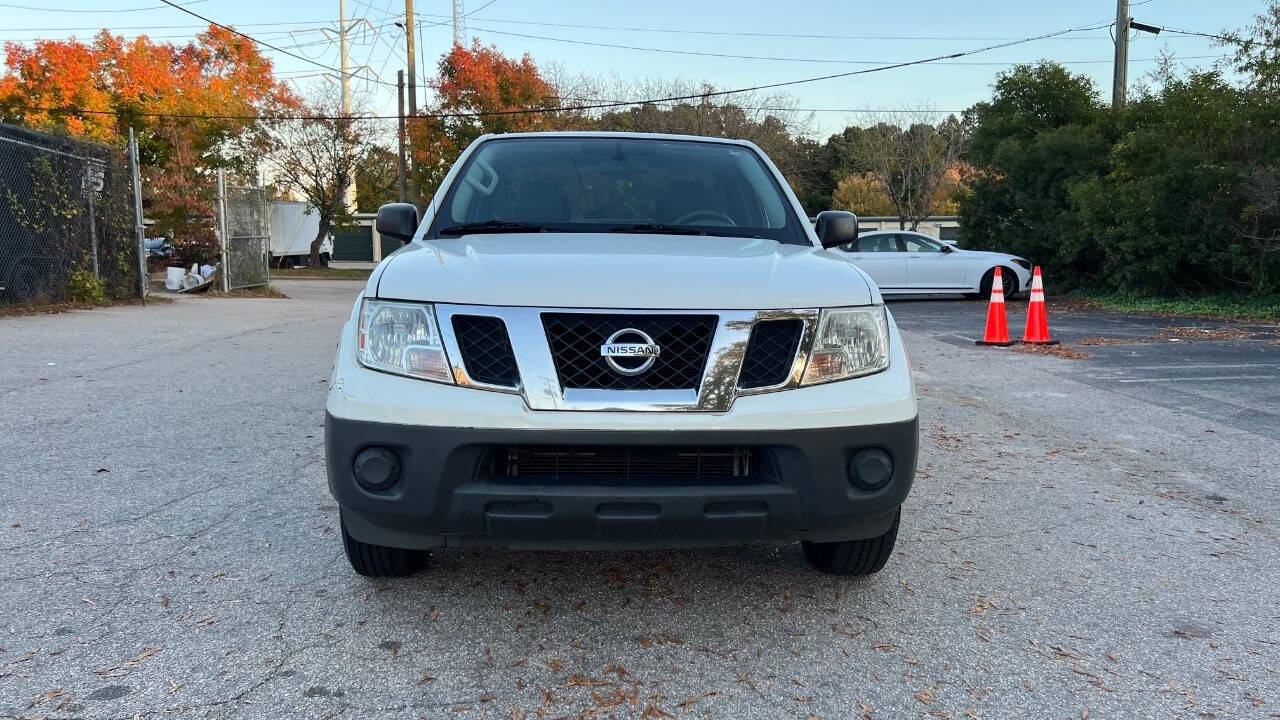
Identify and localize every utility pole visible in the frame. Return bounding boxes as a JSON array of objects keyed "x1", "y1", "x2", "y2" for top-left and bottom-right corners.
[
  {"x1": 397, "y1": 70, "x2": 407, "y2": 203},
  {"x1": 402, "y1": 0, "x2": 420, "y2": 208},
  {"x1": 404, "y1": 0, "x2": 417, "y2": 118},
  {"x1": 338, "y1": 0, "x2": 357, "y2": 212},
  {"x1": 128, "y1": 128, "x2": 147, "y2": 303},
  {"x1": 1112, "y1": 0, "x2": 1130, "y2": 108}
]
